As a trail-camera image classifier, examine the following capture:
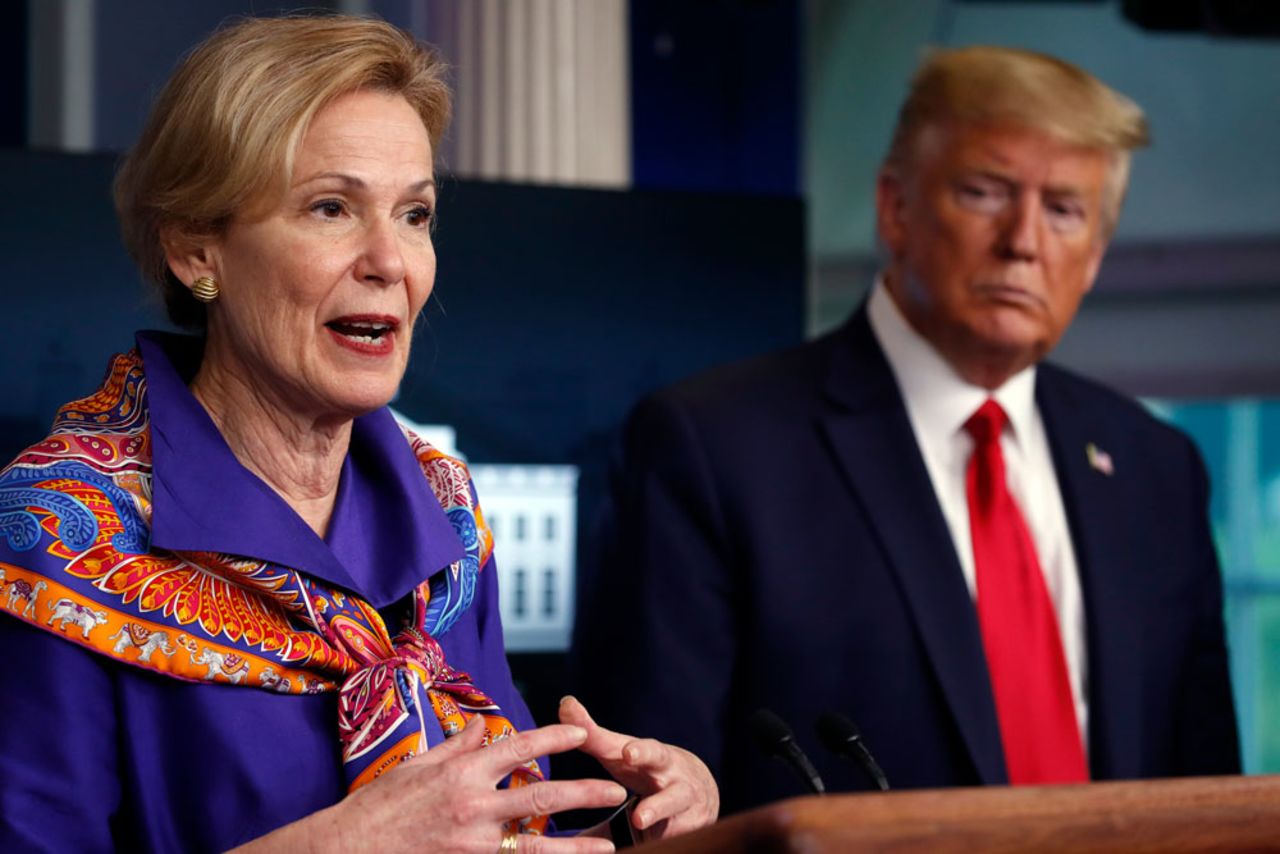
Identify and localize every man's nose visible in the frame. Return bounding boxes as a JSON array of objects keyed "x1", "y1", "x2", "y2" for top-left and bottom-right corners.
[
  {"x1": 998, "y1": 194, "x2": 1040, "y2": 261},
  {"x1": 355, "y1": 219, "x2": 407, "y2": 286}
]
